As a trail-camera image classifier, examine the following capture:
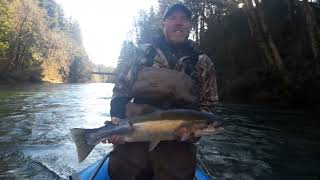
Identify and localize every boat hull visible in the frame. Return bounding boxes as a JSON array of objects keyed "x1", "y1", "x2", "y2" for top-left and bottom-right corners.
[{"x1": 70, "y1": 157, "x2": 211, "y2": 180}]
